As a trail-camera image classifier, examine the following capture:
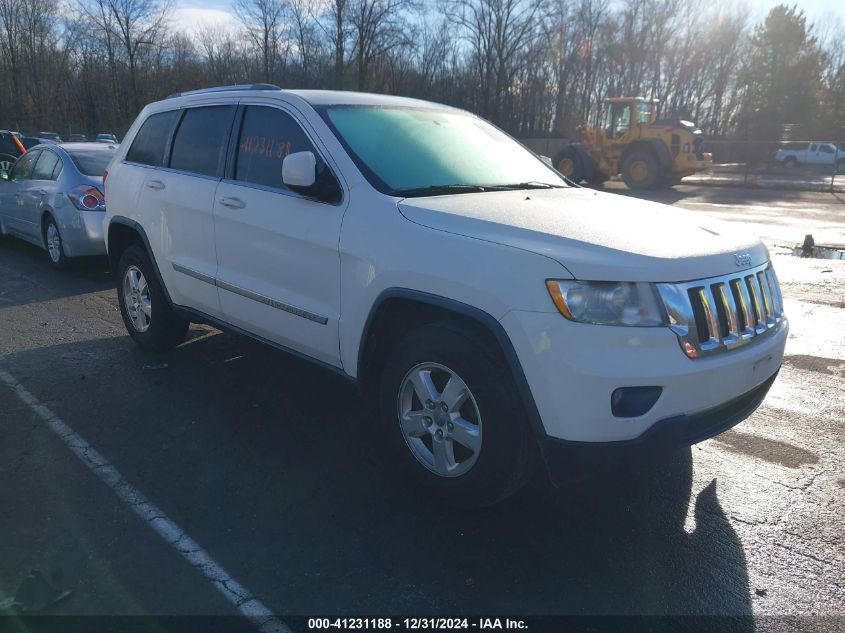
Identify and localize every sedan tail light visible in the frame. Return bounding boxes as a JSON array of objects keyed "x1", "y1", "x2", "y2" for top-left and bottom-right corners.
[{"x1": 68, "y1": 185, "x2": 106, "y2": 211}]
